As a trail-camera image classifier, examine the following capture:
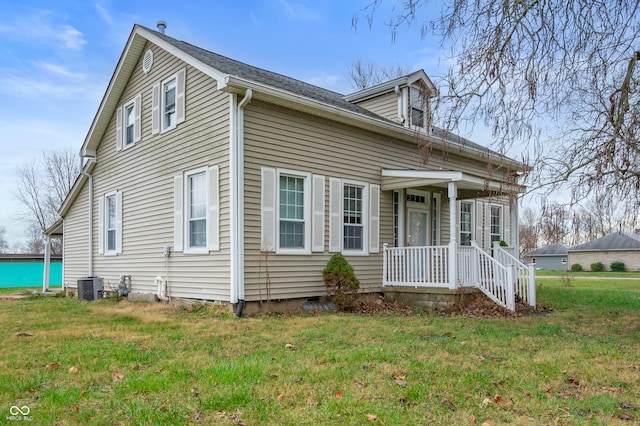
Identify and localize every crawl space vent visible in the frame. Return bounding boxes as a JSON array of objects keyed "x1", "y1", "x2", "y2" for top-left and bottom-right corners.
[{"x1": 142, "y1": 49, "x2": 153, "y2": 73}]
